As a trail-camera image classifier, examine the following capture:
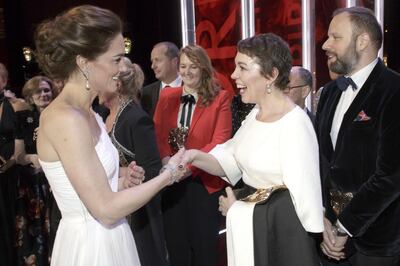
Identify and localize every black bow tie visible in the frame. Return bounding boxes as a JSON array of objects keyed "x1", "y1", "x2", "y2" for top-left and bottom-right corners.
[
  {"x1": 180, "y1": 94, "x2": 196, "y2": 128},
  {"x1": 336, "y1": 76, "x2": 357, "y2": 91},
  {"x1": 181, "y1": 94, "x2": 196, "y2": 104}
]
